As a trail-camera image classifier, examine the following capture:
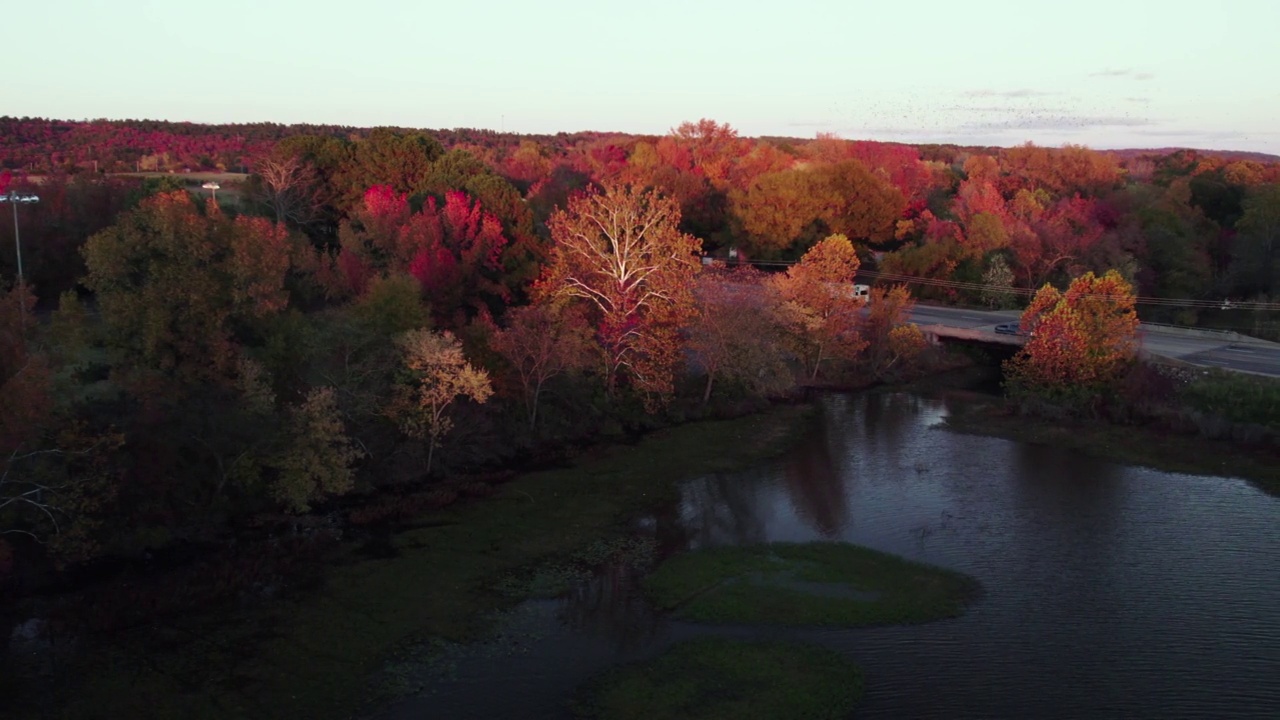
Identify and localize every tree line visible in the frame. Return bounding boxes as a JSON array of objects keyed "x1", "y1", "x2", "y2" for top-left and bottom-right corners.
[{"x1": 2, "y1": 118, "x2": 1279, "y2": 579}]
